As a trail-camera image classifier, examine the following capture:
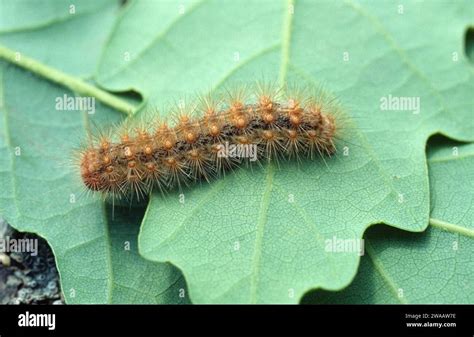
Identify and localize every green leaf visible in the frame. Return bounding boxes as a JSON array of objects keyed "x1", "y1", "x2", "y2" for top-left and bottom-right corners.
[
  {"x1": 92, "y1": 1, "x2": 474, "y2": 302},
  {"x1": 0, "y1": 0, "x2": 120, "y2": 77},
  {"x1": 1, "y1": 0, "x2": 473, "y2": 305},
  {"x1": 105, "y1": 205, "x2": 190, "y2": 304},
  {"x1": 0, "y1": 0, "x2": 190, "y2": 303},
  {"x1": 0, "y1": 61, "x2": 189, "y2": 303},
  {"x1": 302, "y1": 139, "x2": 474, "y2": 304}
]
